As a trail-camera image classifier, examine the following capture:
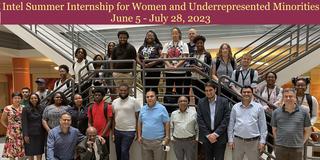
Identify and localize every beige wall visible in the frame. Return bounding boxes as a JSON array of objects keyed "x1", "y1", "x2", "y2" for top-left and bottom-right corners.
[{"x1": 310, "y1": 67, "x2": 320, "y2": 117}]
